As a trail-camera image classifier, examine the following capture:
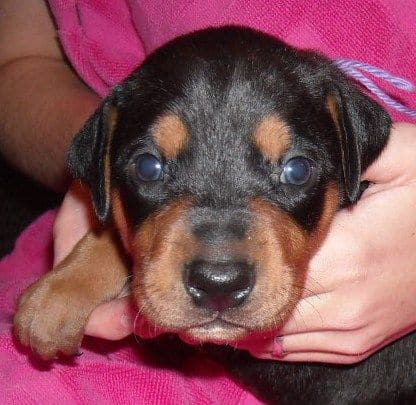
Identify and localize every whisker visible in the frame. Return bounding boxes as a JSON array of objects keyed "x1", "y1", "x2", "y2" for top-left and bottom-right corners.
[
  {"x1": 291, "y1": 283, "x2": 317, "y2": 297},
  {"x1": 305, "y1": 276, "x2": 325, "y2": 293},
  {"x1": 300, "y1": 296, "x2": 324, "y2": 326},
  {"x1": 292, "y1": 305, "x2": 307, "y2": 330}
]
